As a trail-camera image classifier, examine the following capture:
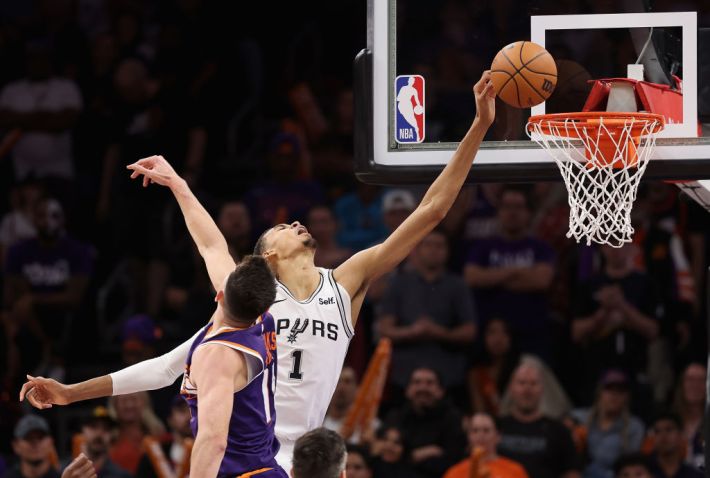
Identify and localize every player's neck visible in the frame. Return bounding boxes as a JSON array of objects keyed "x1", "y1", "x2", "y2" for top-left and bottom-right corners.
[{"x1": 276, "y1": 254, "x2": 320, "y2": 300}]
